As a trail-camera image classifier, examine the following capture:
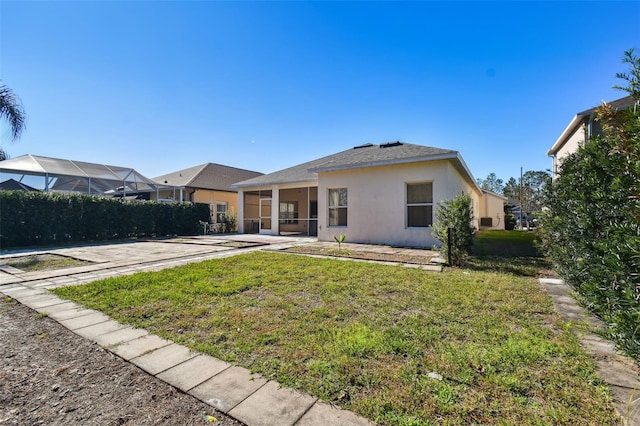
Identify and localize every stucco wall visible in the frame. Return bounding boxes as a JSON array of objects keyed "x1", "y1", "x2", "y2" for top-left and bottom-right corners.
[
  {"x1": 151, "y1": 188, "x2": 238, "y2": 222},
  {"x1": 553, "y1": 124, "x2": 586, "y2": 177},
  {"x1": 479, "y1": 193, "x2": 506, "y2": 230},
  {"x1": 316, "y1": 161, "x2": 479, "y2": 248},
  {"x1": 191, "y1": 190, "x2": 238, "y2": 222}
]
